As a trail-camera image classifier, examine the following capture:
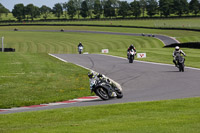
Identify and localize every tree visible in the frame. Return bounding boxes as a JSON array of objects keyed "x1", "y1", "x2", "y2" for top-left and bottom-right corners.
[
  {"x1": 25, "y1": 4, "x2": 40, "y2": 21},
  {"x1": 103, "y1": 0, "x2": 115, "y2": 18},
  {"x1": 86, "y1": 0, "x2": 95, "y2": 18},
  {"x1": 40, "y1": 5, "x2": 51, "y2": 20},
  {"x1": 93, "y1": 0, "x2": 102, "y2": 19},
  {"x1": 159, "y1": 0, "x2": 173, "y2": 17},
  {"x1": 118, "y1": 1, "x2": 130, "y2": 18},
  {"x1": 0, "y1": 3, "x2": 10, "y2": 19},
  {"x1": 62, "y1": 2, "x2": 68, "y2": 18},
  {"x1": 67, "y1": 0, "x2": 77, "y2": 19},
  {"x1": 74, "y1": 0, "x2": 83, "y2": 19},
  {"x1": 80, "y1": 1, "x2": 89, "y2": 18},
  {"x1": 146, "y1": 0, "x2": 158, "y2": 17},
  {"x1": 52, "y1": 3, "x2": 63, "y2": 19},
  {"x1": 189, "y1": 0, "x2": 200, "y2": 15},
  {"x1": 12, "y1": 3, "x2": 25, "y2": 21},
  {"x1": 130, "y1": 0, "x2": 141, "y2": 18},
  {"x1": 140, "y1": 0, "x2": 147, "y2": 17},
  {"x1": 173, "y1": 0, "x2": 189, "y2": 16}
]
